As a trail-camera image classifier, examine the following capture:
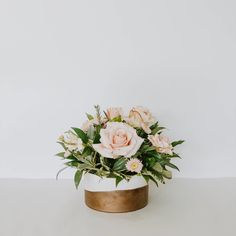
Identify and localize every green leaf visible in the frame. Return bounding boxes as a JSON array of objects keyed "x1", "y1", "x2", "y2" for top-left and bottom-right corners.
[
  {"x1": 86, "y1": 113, "x2": 94, "y2": 120},
  {"x1": 142, "y1": 175, "x2": 150, "y2": 184},
  {"x1": 151, "y1": 126, "x2": 165, "y2": 135},
  {"x1": 93, "y1": 126, "x2": 101, "y2": 143},
  {"x1": 152, "y1": 162, "x2": 163, "y2": 172},
  {"x1": 115, "y1": 176, "x2": 123, "y2": 187},
  {"x1": 55, "y1": 152, "x2": 65, "y2": 158},
  {"x1": 147, "y1": 174, "x2": 158, "y2": 187},
  {"x1": 100, "y1": 156, "x2": 110, "y2": 171},
  {"x1": 170, "y1": 153, "x2": 181, "y2": 158},
  {"x1": 87, "y1": 126, "x2": 95, "y2": 140},
  {"x1": 57, "y1": 141, "x2": 66, "y2": 149},
  {"x1": 172, "y1": 140, "x2": 185, "y2": 147},
  {"x1": 74, "y1": 170, "x2": 83, "y2": 189},
  {"x1": 165, "y1": 162, "x2": 180, "y2": 171},
  {"x1": 149, "y1": 152, "x2": 162, "y2": 160},
  {"x1": 78, "y1": 163, "x2": 93, "y2": 171},
  {"x1": 111, "y1": 116, "x2": 122, "y2": 122},
  {"x1": 142, "y1": 144, "x2": 156, "y2": 153},
  {"x1": 145, "y1": 156, "x2": 156, "y2": 168},
  {"x1": 142, "y1": 170, "x2": 159, "y2": 187},
  {"x1": 72, "y1": 127, "x2": 88, "y2": 144},
  {"x1": 56, "y1": 166, "x2": 68, "y2": 180},
  {"x1": 162, "y1": 170, "x2": 172, "y2": 179},
  {"x1": 82, "y1": 146, "x2": 92, "y2": 157},
  {"x1": 65, "y1": 161, "x2": 78, "y2": 167},
  {"x1": 113, "y1": 158, "x2": 127, "y2": 171}
]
